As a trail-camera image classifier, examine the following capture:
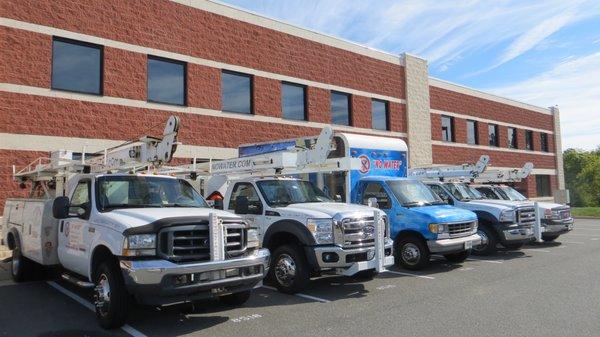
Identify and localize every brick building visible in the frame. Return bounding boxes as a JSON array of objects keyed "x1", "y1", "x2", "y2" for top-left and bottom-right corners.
[{"x1": 0, "y1": 0, "x2": 566, "y2": 211}]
